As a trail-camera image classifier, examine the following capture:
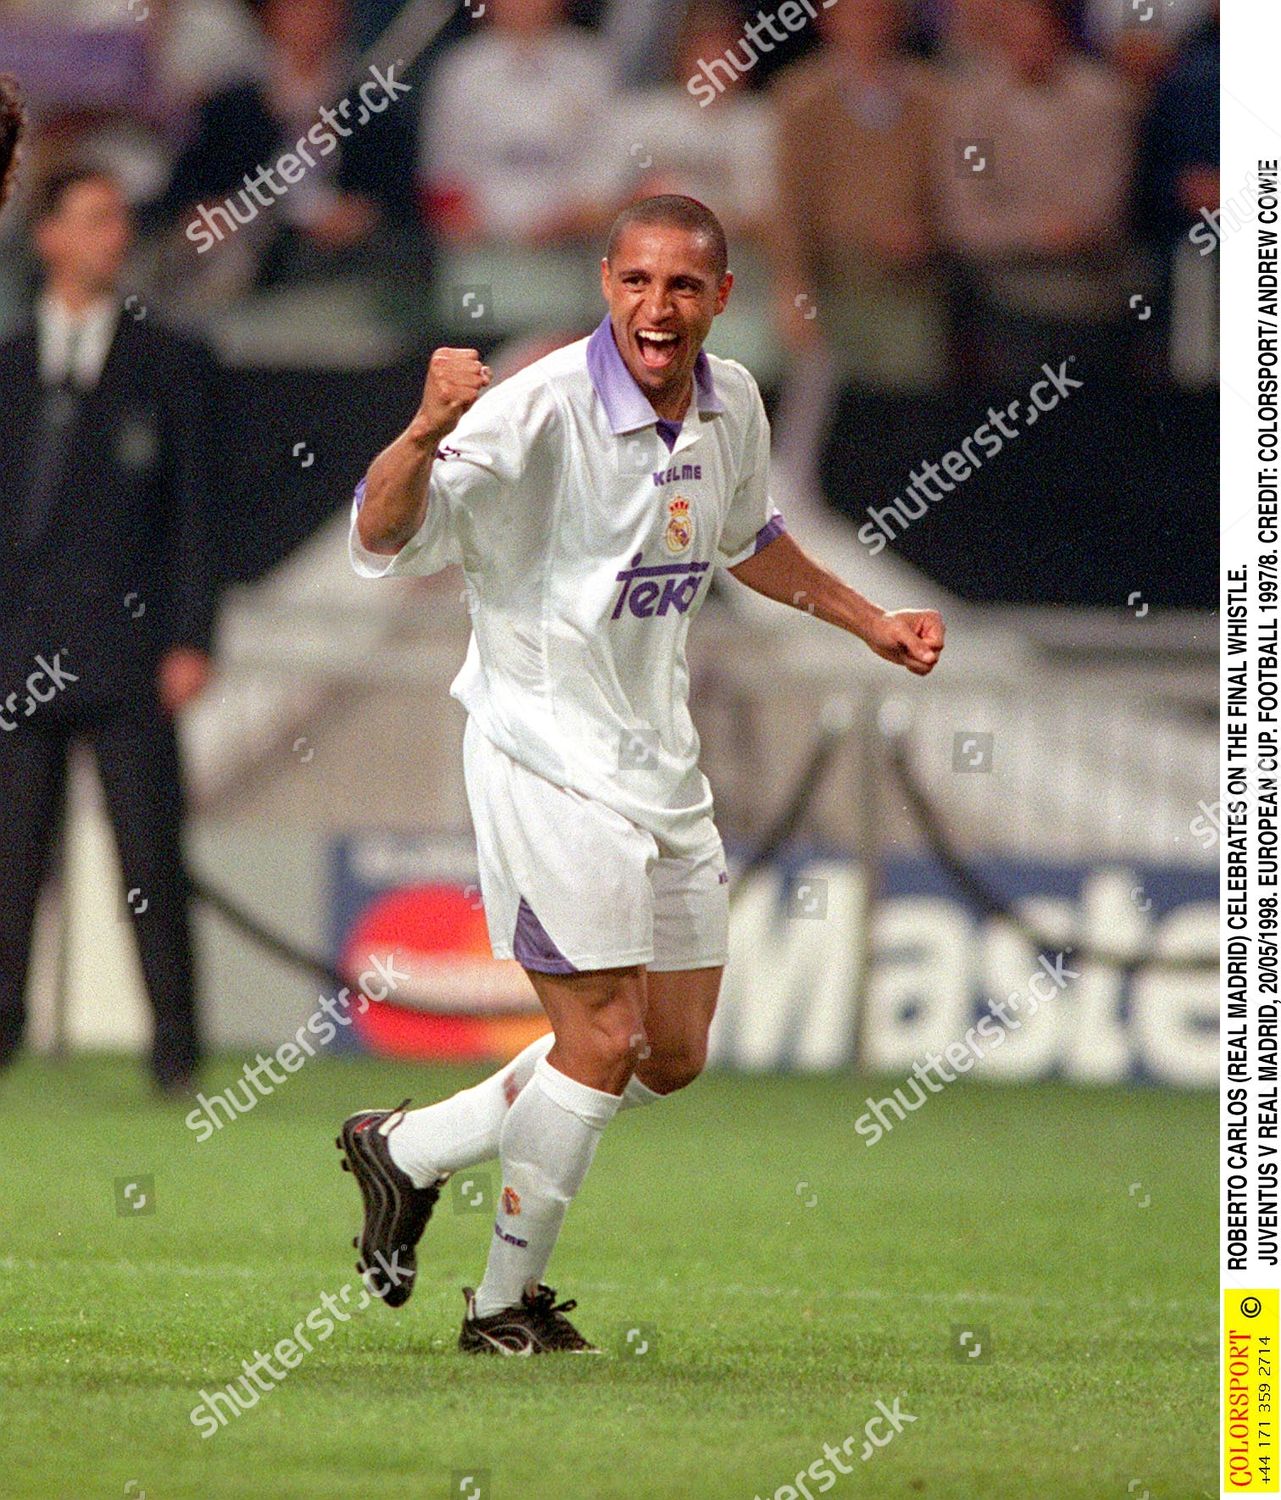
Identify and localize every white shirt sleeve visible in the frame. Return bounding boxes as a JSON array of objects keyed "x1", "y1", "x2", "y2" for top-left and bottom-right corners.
[
  {"x1": 428, "y1": 372, "x2": 555, "y2": 515},
  {"x1": 348, "y1": 373, "x2": 555, "y2": 579},
  {"x1": 348, "y1": 474, "x2": 461, "y2": 579},
  {"x1": 717, "y1": 372, "x2": 785, "y2": 568}
]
